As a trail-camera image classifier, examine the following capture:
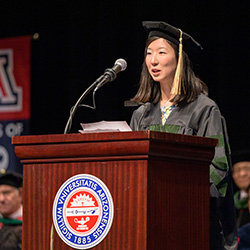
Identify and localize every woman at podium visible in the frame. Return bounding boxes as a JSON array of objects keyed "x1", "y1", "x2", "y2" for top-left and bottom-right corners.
[{"x1": 130, "y1": 21, "x2": 238, "y2": 250}]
